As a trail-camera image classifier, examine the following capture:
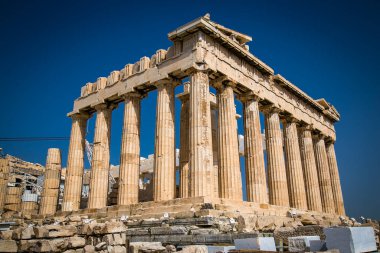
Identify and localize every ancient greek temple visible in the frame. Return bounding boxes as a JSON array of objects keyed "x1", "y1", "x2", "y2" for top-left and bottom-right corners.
[{"x1": 61, "y1": 15, "x2": 345, "y2": 216}]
